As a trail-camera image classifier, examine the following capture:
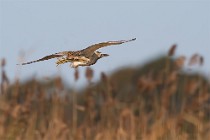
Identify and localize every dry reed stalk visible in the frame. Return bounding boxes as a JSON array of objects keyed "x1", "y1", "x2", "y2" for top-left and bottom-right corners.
[
  {"x1": 85, "y1": 67, "x2": 93, "y2": 83},
  {"x1": 167, "y1": 71, "x2": 178, "y2": 83},
  {"x1": 116, "y1": 127, "x2": 127, "y2": 140},
  {"x1": 72, "y1": 90, "x2": 77, "y2": 138},
  {"x1": 119, "y1": 108, "x2": 136, "y2": 140},
  {"x1": 0, "y1": 114, "x2": 7, "y2": 139},
  {"x1": 137, "y1": 76, "x2": 157, "y2": 92},
  {"x1": 164, "y1": 44, "x2": 177, "y2": 89},
  {"x1": 55, "y1": 76, "x2": 64, "y2": 91},
  {"x1": 185, "y1": 80, "x2": 199, "y2": 95},
  {"x1": 101, "y1": 72, "x2": 108, "y2": 84},
  {"x1": 74, "y1": 68, "x2": 79, "y2": 82},
  {"x1": 72, "y1": 68, "x2": 79, "y2": 138},
  {"x1": 175, "y1": 56, "x2": 186, "y2": 69},
  {"x1": 94, "y1": 132, "x2": 104, "y2": 140},
  {"x1": 1, "y1": 58, "x2": 9, "y2": 94},
  {"x1": 76, "y1": 105, "x2": 85, "y2": 112},
  {"x1": 182, "y1": 112, "x2": 204, "y2": 140},
  {"x1": 24, "y1": 112, "x2": 38, "y2": 140},
  {"x1": 95, "y1": 129, "x2": 115, "y2": 140}
]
